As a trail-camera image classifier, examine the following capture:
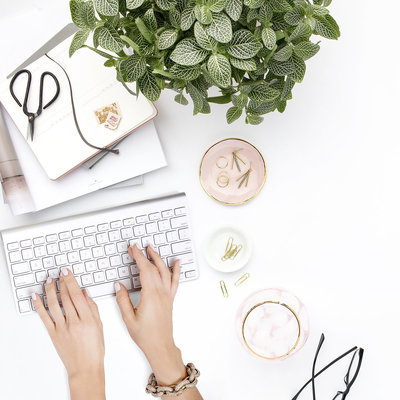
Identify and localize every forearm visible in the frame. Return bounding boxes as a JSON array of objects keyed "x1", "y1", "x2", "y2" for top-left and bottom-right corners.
[{"x1": 68, "y1": 371, "x2": 106, "y2": 400}]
